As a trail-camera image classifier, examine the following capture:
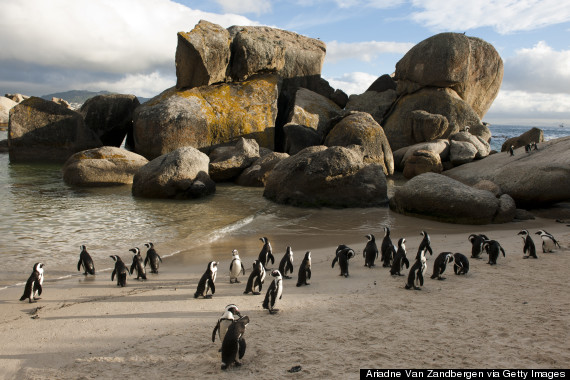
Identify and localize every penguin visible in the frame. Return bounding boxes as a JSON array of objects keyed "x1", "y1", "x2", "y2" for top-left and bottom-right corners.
[
  {"x1": 363, "y1": 234, "x2": 379, "y2": 268},
  {"x1": 525, "y1": 144, "x2": 532, "y2": 153},
  {"x1": 483, "y1": 240, "x2": 506, "y2": 265},
  {"x1": 416, "y1": 231, "x2": 433, "y2": 260},
  {"x1": 390, "y1": 238, "x2": 409, "y2": 276},
  {"x1": 20, "y1": 262, "x2": 44, "y2": 303},
  {"x1": 278, "y1": 246, "x2": 294, "y2": 279},
  {"x1": 144, "y1": 242, "x2": 162, "y2": 274},
  {"x1": 405, "y1": 249, "x2": 427, "y2": 290},
  {"x1": 243, "y1": 260, "x2": 266, "y2": 295},
  {"x1": 129, "y1": 247, "x2": 147, "y2": 280},
  {"x1": 430, "y1": 252, "x2": 454, "y2": 280},
  {"x1": 212, "y1": 304, "x2": 242, "y2": 345},
  {"x1": 508, "y1": 145, "x2": 515, "y2": 156},
  {"x1": 194, "y1": 261, "x2": 218, "y2": 299},
  {"x1": 296, "y1": 251, "x2": 312, "y2": 287},
  {"x1": 453, "y1": 253, "x2": 469, "y2": 275},
  {"x1": 262, "y1": 270, "x2": 283, "y2": 314},
  {"x1": 229, "y1": 249, "x2": 246, "y2": 284},
  {"x1": 532, "y1": 142, "x2": 538, "y2": 150},
  {"x1": 110, "y1": 255, "x2": 128, "y2": 287},
  {"x1": 258, "y1": 237, "x2": 275, "y2": 268},
  {"x1": 221, "y1": 315, "x2": 249, "y2": 370},
  {"x1": 518, "y1": 230, "x2": 537, "y2": 259},
  {"x1": 331, "y1": 244, "x2": 355, "y2": 277},
  {"x1": 468, "y1": 234, "x2": 489, "y2": 259},
  {"x1": 77, "y1": 245, "x2": 95, "y2": 275},
  {"x1": 380, "y1": 227, "x2": 395, "y2": 267},
  {"x1": 535, "y1": 230, "x2": 561, "y2": 253}
]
